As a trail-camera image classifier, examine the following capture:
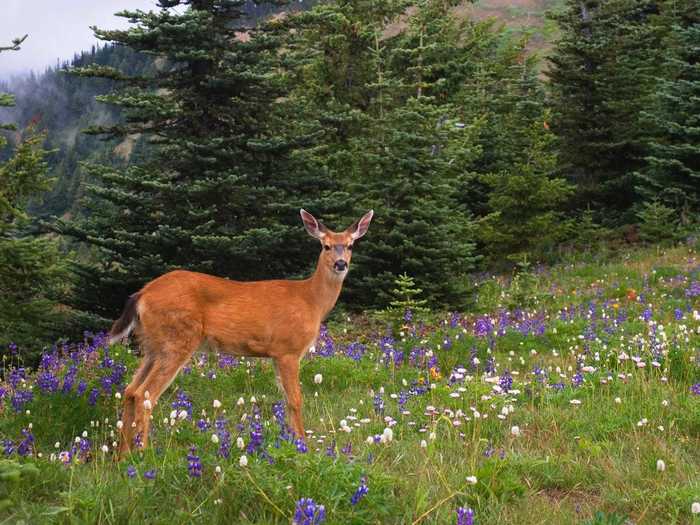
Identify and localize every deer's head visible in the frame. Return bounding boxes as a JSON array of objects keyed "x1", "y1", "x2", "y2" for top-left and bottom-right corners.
[{"x1": 300, "y1": 209, "x2": 374, "y2": 278}]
